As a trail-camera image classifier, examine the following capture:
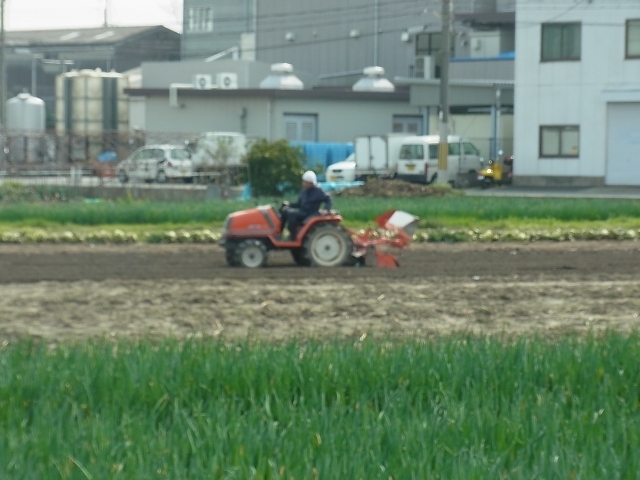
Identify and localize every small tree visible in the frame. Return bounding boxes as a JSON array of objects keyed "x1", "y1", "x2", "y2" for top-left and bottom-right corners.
[{"x1": 240, "y1": 139, "x2": 305, "y2": 197}]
